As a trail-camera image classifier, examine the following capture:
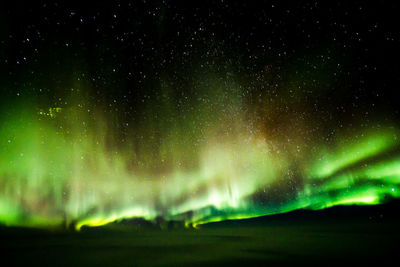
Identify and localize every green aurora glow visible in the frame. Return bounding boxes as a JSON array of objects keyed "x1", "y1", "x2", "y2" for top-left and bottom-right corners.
[{"x1": 1, "y1": 82, "x2": 400, "y2": 230}]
